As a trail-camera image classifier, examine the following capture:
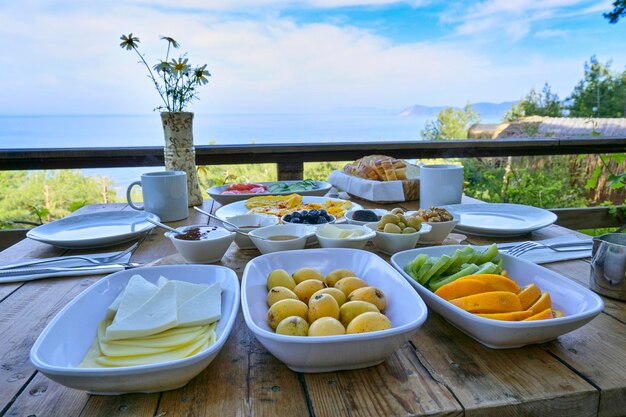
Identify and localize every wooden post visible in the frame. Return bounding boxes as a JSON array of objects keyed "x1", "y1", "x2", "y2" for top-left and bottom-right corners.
[{"x1": 277, "y1": 161, "x2": 304, "y2": 181}]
